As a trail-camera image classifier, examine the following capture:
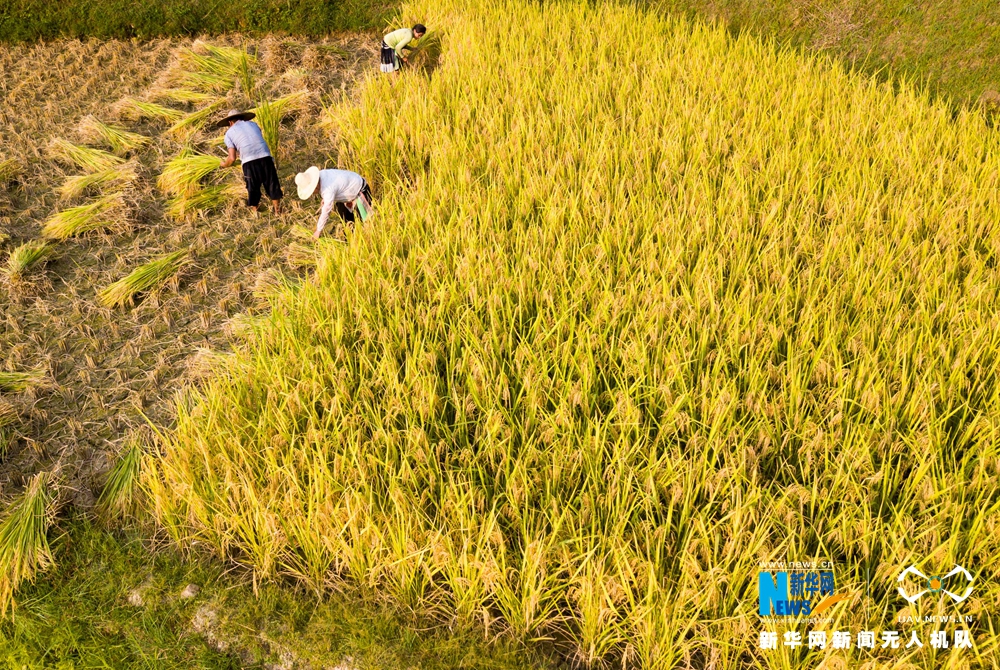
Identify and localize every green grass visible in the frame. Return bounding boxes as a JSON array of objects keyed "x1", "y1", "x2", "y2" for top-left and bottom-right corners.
[
  {"x1": 0, "y1": 0, "x2": 395, "y2": 41},
  {"x1": 650, "y1": 0, "x2": 1000, "y2": 105},
  {"x1": 0, "y1": 516, "x2": 558, "y2": 670}
]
